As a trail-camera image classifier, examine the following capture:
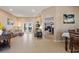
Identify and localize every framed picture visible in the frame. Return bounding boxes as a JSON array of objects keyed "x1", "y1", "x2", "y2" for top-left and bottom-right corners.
[
  {"x1": 7, "y1": 18, "x2": 14, "y2": 25},
  {"x1": 63, "y1": 14, "x2": 75, "y2": 24}
]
